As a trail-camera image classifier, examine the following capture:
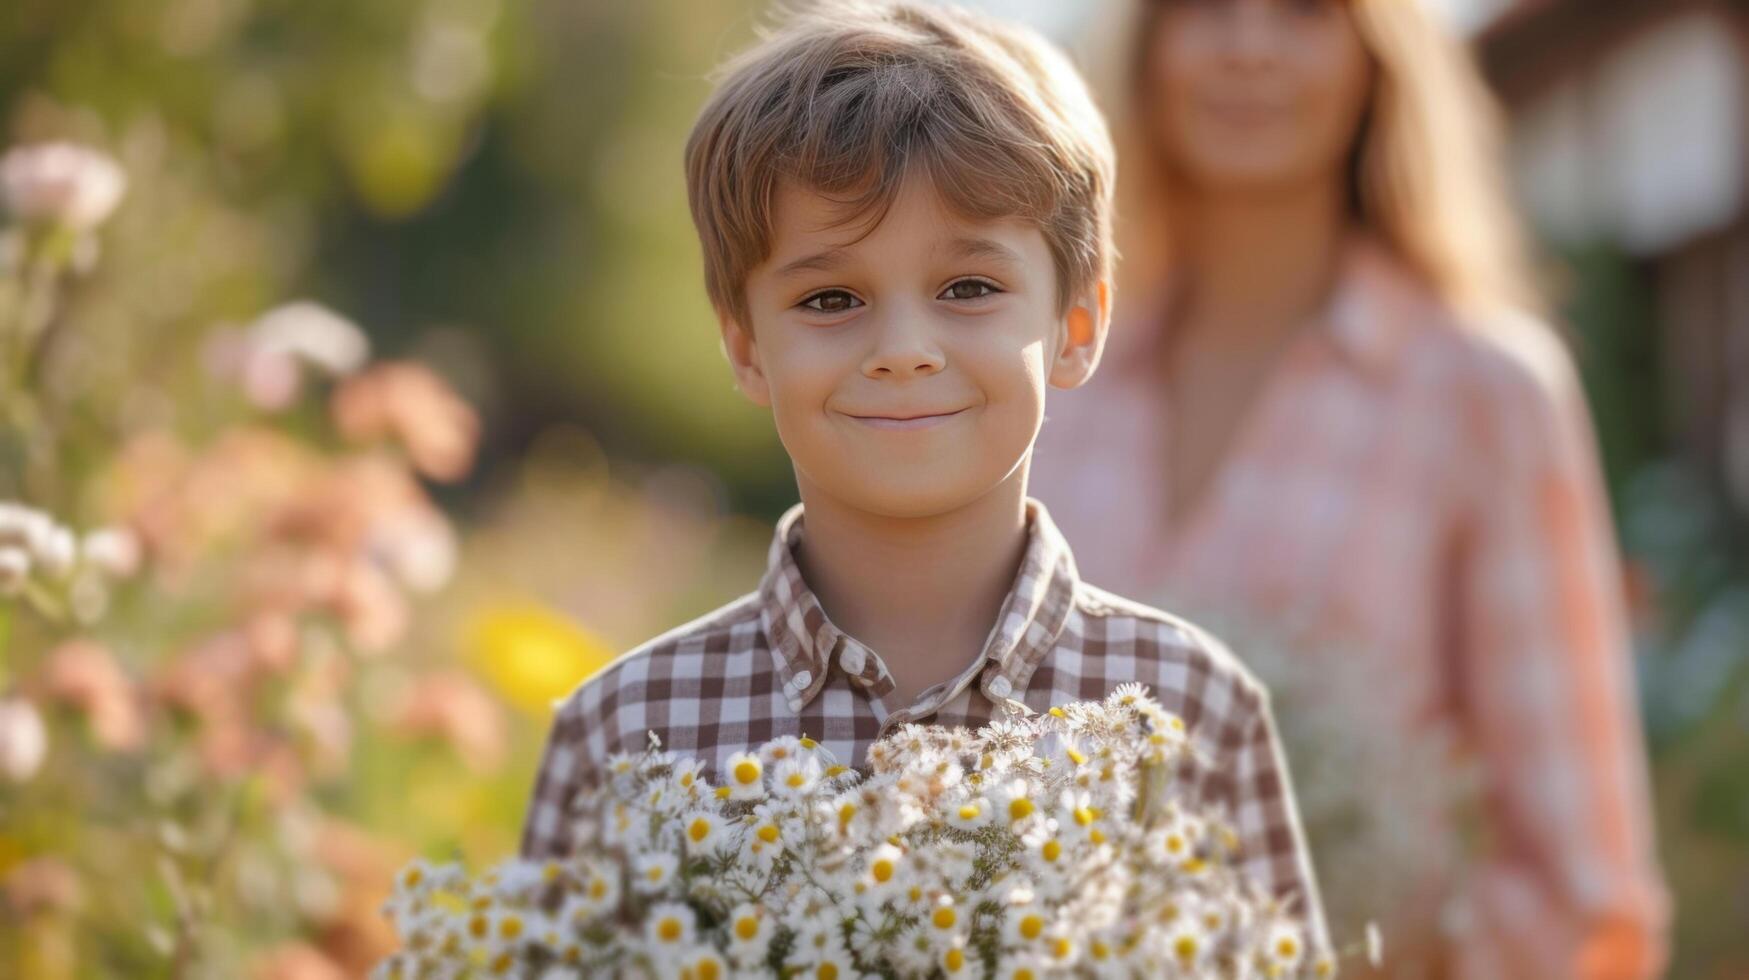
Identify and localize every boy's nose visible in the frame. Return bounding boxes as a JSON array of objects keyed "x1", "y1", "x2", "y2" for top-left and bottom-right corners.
[{"x1": 860, "y1": 314, "x2": 946, "y2": 378}]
